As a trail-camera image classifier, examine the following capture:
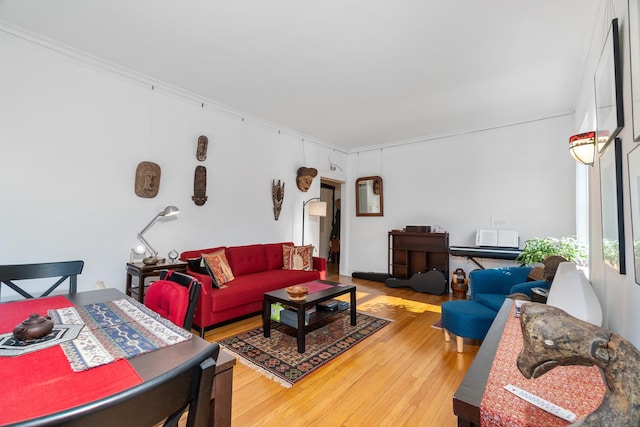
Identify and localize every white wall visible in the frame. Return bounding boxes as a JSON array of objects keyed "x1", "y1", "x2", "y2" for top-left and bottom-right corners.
[
  {"x1": 0, "y1": 30, "x2": 347, "y2": 298},
  {"x1": 345, "y1": 116, "x2": 578, "y2": 276}
]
